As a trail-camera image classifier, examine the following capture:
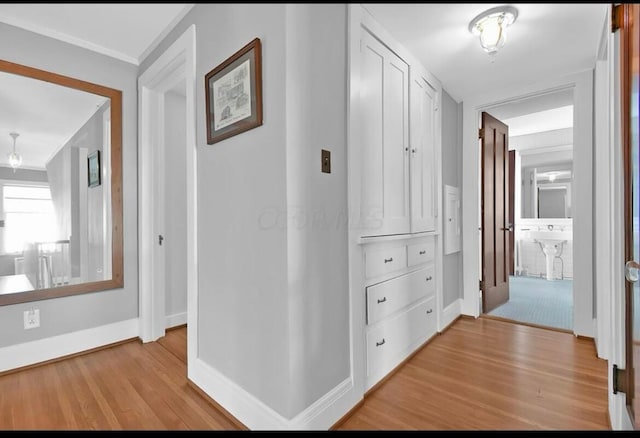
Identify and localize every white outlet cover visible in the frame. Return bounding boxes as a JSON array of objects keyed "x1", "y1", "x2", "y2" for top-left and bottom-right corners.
[{"x1": 23, "y1": 309, "x2": 40, "y2": 329}]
